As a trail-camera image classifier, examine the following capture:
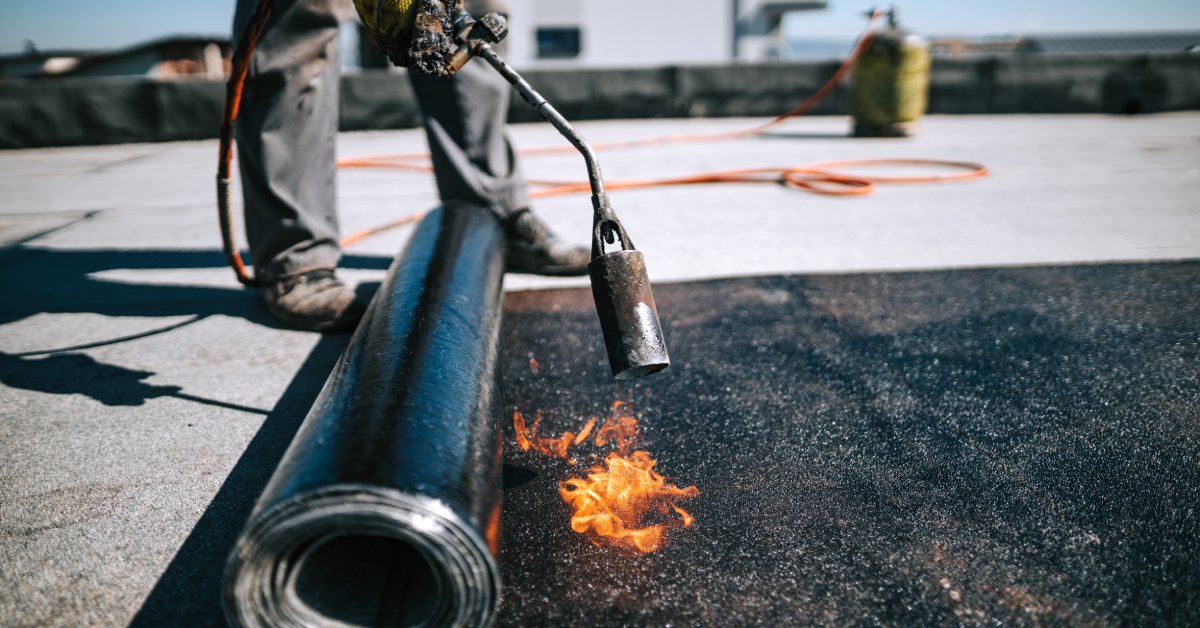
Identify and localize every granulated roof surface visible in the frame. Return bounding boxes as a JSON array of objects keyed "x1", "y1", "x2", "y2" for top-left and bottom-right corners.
[{"x1": 496, "y1": 263, "x2": 1199, "y2": 625}]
